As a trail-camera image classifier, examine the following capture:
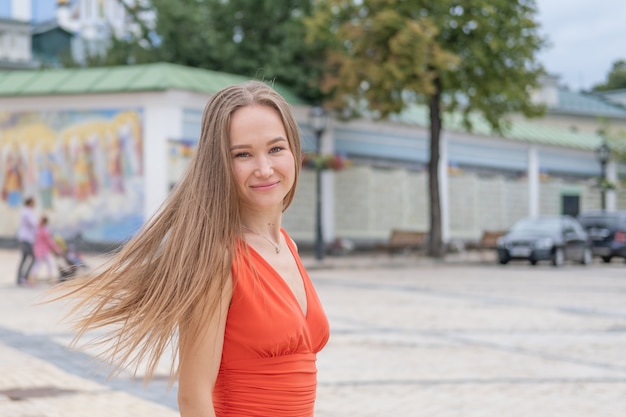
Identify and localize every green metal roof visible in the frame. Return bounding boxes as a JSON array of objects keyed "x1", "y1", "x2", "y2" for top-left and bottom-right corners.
[
  {"x1": 392, "y1": 105, "x2": 604, "y2": 151},
  {"x1": 0, "y1": 62, "x2": 305, "y2": 104},
  {"x1": 554, "y1": 90, "x2": 626, "y2": 119},
  {"x1": 0, "y1": 63, "x2": 619, "y2": 152}
]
